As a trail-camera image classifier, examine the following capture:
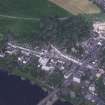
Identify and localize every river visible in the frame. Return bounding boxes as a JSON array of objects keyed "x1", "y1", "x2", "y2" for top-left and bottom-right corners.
[{"x1": 0, "y1": 70, "x2": 72, "y2": 105}]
